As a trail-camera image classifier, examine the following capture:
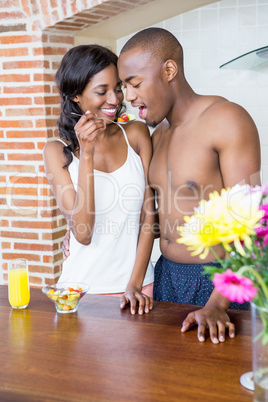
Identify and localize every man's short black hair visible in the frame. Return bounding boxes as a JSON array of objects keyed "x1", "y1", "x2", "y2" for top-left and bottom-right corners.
[{"x1": 120, "y1": 27, "x2": 183, "y2": 70}]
